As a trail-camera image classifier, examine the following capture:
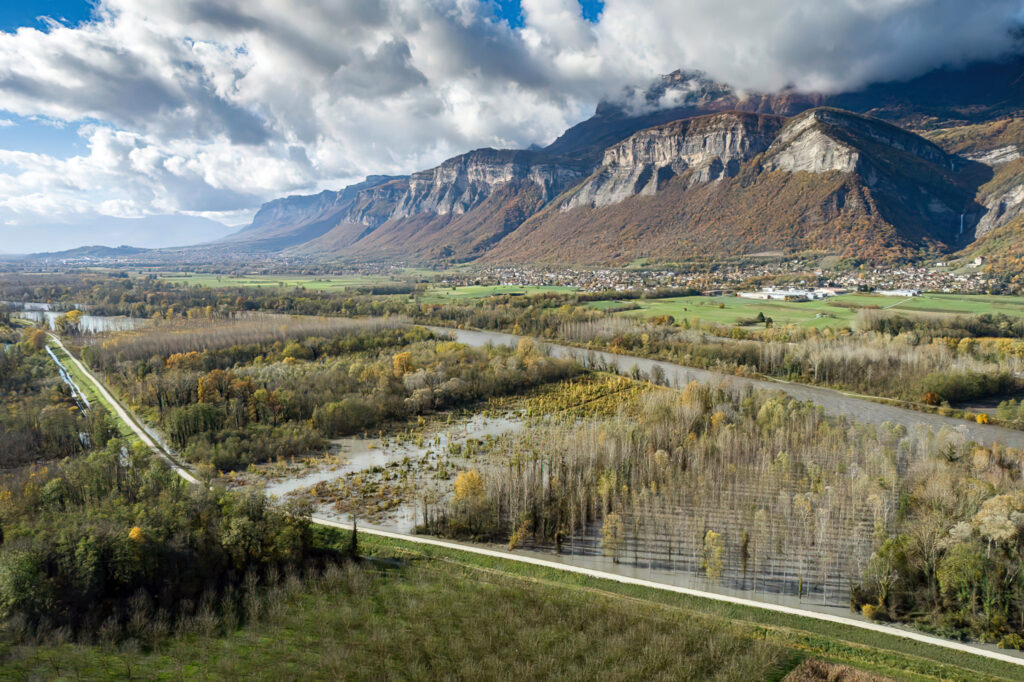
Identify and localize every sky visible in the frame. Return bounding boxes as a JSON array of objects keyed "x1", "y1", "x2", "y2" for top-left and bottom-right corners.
[{"x1": 0, "y1": 0, "x2": 1023, "y2": 252}]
